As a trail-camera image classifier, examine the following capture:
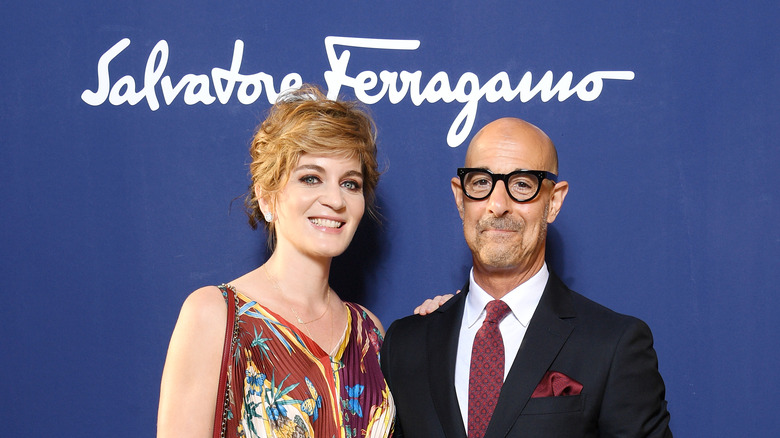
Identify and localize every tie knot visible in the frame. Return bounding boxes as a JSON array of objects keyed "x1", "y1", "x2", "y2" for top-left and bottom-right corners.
[{"x1": 484, "y1": 300, "x2": 511, "y2": 324}]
